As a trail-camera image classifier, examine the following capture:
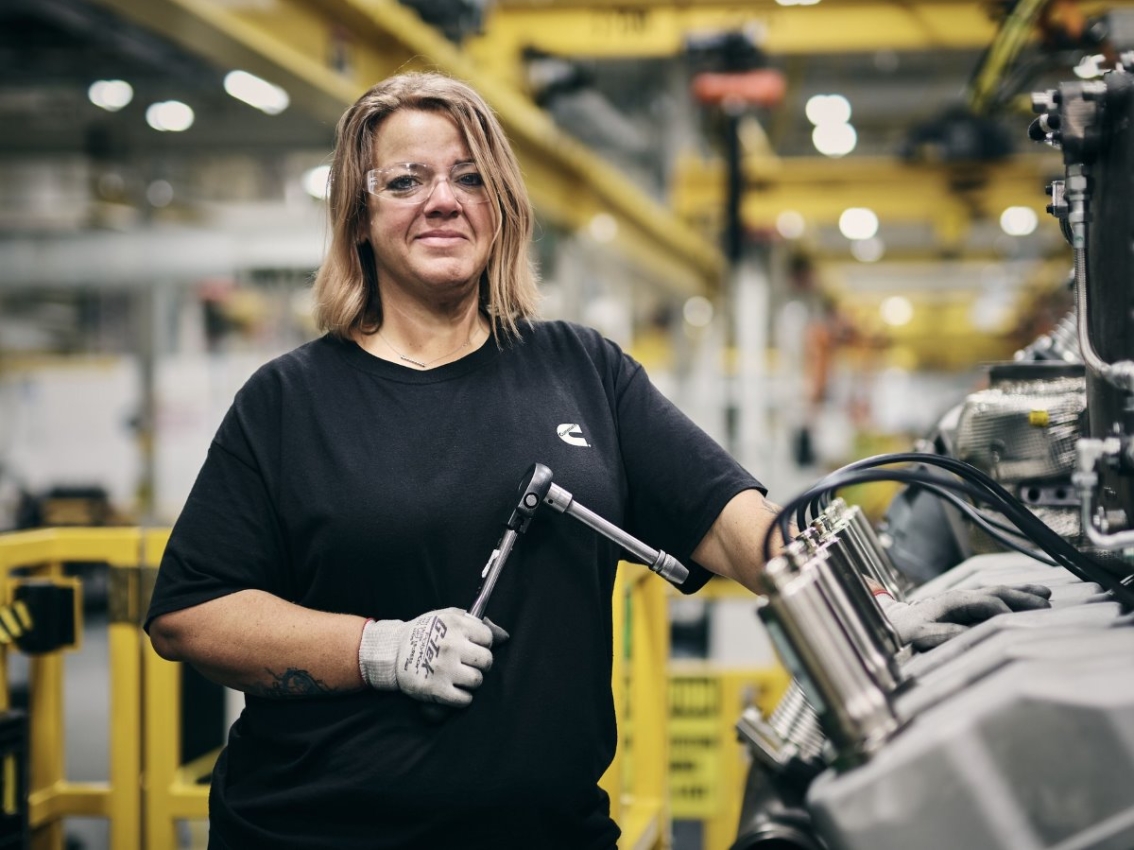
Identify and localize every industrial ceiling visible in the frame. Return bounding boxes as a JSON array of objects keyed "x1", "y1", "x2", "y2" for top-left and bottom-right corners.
[{"x1": 1, "y1": 0, "x2": 1125, "y2": 368}]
